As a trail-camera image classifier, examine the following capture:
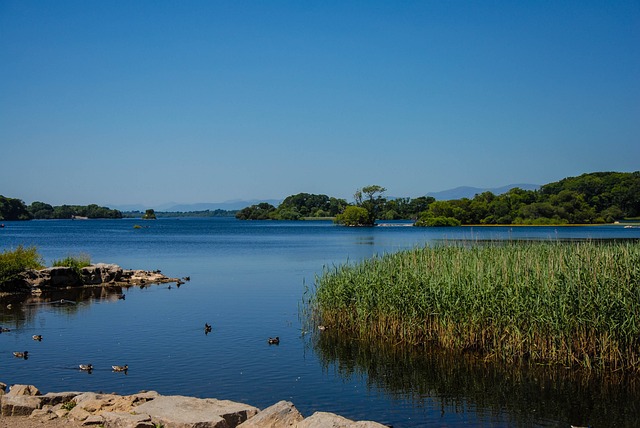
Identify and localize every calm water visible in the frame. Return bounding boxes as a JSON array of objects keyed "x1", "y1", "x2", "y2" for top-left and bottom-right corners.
[{"x1": 1, "y1": 218, "x2": 639, "y2": 427}]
